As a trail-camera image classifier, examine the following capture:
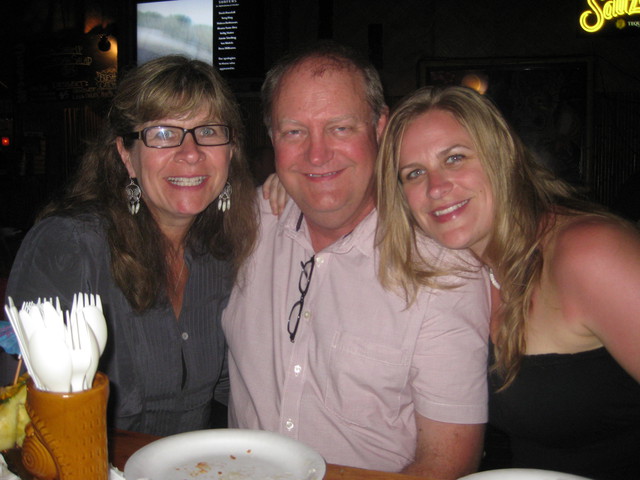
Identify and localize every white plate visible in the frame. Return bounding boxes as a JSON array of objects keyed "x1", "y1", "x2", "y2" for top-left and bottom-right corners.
[
  {"x1": 458, "y1": 468, "x2": 592, "y2": 479},
  {"x1": 124, "y1": 429, "x2": 326, "y2": 480}
]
